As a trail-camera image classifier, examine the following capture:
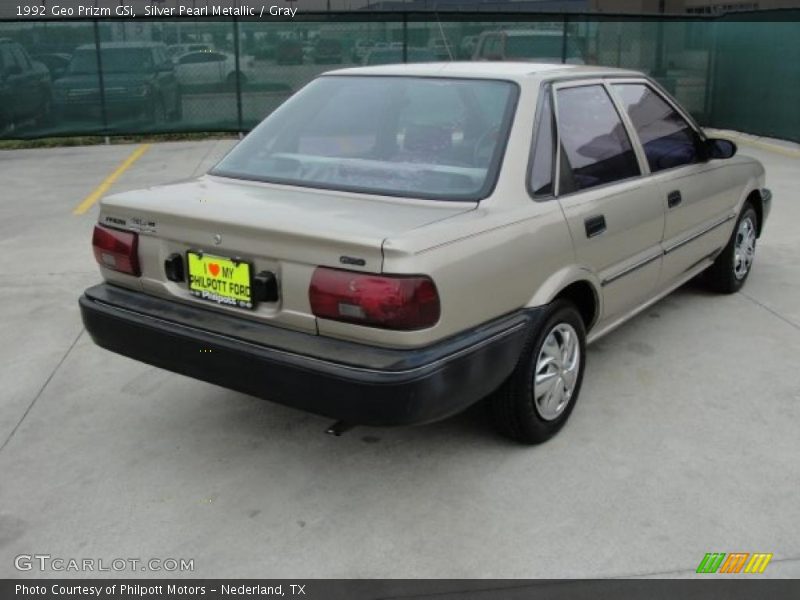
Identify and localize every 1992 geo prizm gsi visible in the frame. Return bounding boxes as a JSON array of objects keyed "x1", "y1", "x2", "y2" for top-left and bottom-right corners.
[{"x1": 80, "y1": 62, "x2": 771, "y2": 444}]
